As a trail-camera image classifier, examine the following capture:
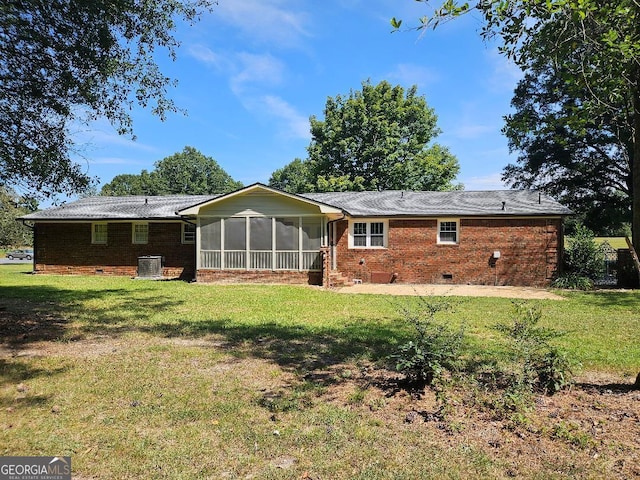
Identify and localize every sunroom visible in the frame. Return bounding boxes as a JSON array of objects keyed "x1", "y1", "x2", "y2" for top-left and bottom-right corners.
[
  {"x1": 177, "y1": 184, "x2": 343, "y2": 275},
  {"x1": 198, "y1": 216, "x2": 326, "y2": 271}
]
